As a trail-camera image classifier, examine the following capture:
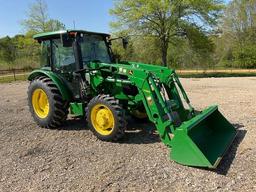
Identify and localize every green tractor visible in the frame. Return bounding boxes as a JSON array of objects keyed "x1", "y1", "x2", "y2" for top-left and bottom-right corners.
[{"x1": 28, "y1": 30, "x2": 236, "y2": 168}]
